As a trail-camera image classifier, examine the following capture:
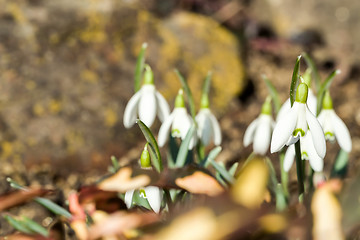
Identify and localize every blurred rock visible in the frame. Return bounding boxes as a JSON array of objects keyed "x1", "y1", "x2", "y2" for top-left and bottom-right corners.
[{"x1": 0, "y1": 0, "x2": 245, "y2": 173}]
